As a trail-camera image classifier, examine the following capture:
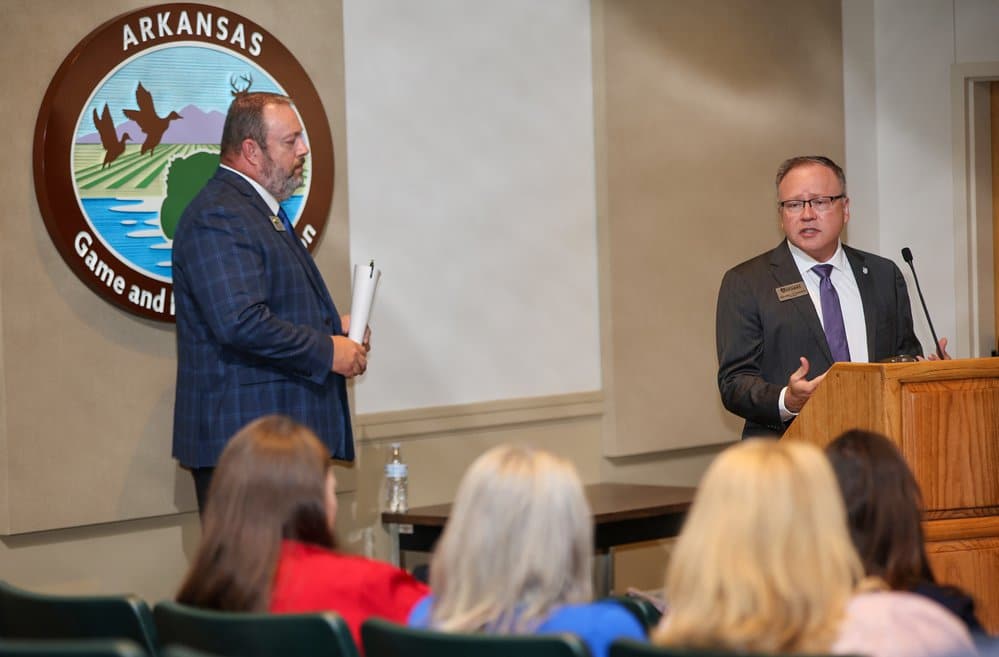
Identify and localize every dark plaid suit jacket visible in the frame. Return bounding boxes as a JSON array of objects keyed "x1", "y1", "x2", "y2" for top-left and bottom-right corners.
[
  {"x1": 171, "y1": 168, "x2": 353, "y2": 467},
  {"x1": 716, "y1": 240, "x2": 922, "y2": 438}
]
